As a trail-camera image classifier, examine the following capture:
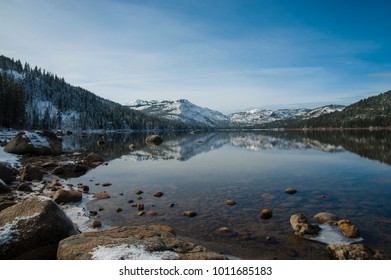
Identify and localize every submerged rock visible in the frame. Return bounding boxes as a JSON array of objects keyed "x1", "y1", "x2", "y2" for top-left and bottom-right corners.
[
  {"x1": 183, "y1": 211, "x2": 197, "y2": 217},
  {"x1": 284, "y1": 188, "x2": 297, "y2": 195},
  {"x1": 225, "y1": 199, "x2": 236, "y2": 206},
  {"x1": 0, "y1": 196, "x2": 78, "y2": 259},
  {"x1": 260, "y1": 208, "x2": 273, "y2": 219},
  {"x1": 57, "y1": 225, "x2": 227, "y2": 260},
  {"x1": 95, "y1": 192, "x2": 110, "y2": 199},
  {"x1": 154, "y1": 191, "x2": 164, "y2": 198}
]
